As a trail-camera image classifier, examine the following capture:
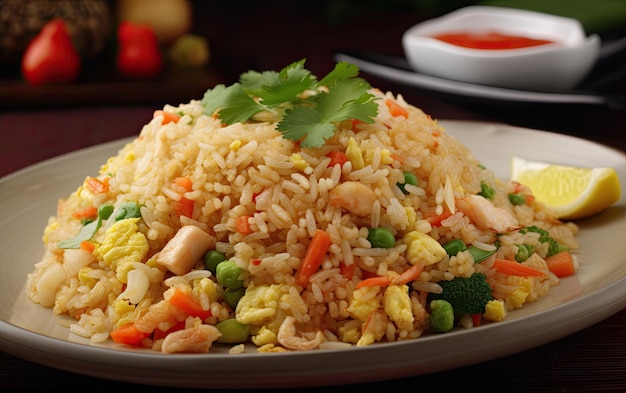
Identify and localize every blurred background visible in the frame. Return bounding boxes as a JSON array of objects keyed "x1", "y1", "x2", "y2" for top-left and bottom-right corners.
[{"x1": 1, "y1": 0, "x2": 625, "y2": 176}]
